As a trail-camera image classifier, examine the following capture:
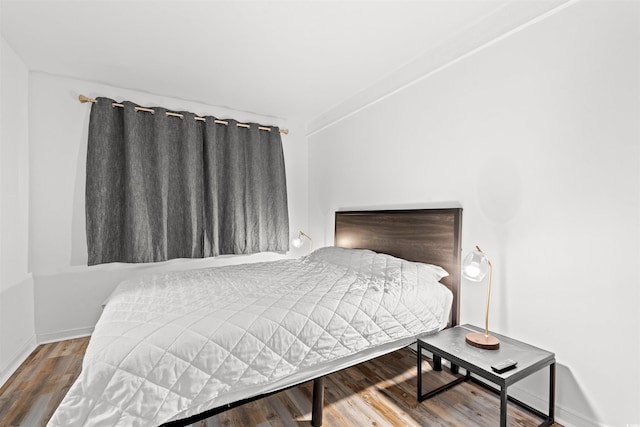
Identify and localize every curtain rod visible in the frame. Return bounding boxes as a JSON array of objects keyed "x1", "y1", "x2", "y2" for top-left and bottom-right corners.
[{"x1": 78, "y1": 95, "x2": 289, "y2": 135}]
